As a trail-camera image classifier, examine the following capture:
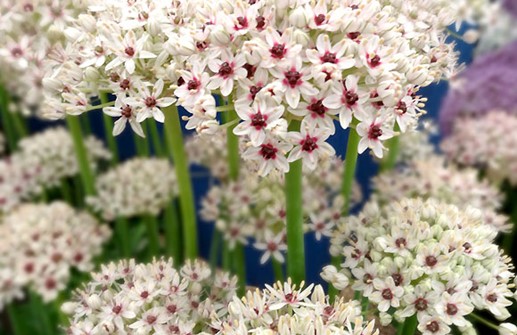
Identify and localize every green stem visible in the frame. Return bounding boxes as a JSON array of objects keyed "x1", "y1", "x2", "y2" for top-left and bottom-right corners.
[
  {"x1": 285, "y1": 120, "x2": 305, "y2": 284},
  {"x1": 6, "y1": 303, "x2": 24, "y2": 335},
  {"x1": 164, "y1": 201, "x2": 181, "y2": 261},
  {"x1": 222, "y1": 108, "x2": 246, "y2": 295},
  {"x1": 80, "y1": 114, "x2": 92, "y2": 135},
  {"x1": 210, "y1": 230, "x2": 221, "y2": 269},
  {"x1": 0, "y1": 87, "x2": 18, "y2": 151},
  {"x1": 144, "y1": 214, "x2": 161, "y2": 258},
  {"x1": 469, "y1": 313, "x2": 499, "y2": 330},
  {"x1": 99, "y1": 92, "x2": 119, "y2": 164},
  {"x1": 115, "y1": 217, "x2": 131, "y2": 258},
  {"x1": 222, "y1": 243, "x2": 231, "y2": 271},
  {"x1": 148, "y1": 121, "x2": 165, "y2": 157},
  {"x1": 502, "y1": 200, "x2": 517, "y2": 255},
  {"x1": 380, "y1": 124, "x2": 400, "y2": 171},
  {"x1": 163, "y1": 105, "x2": 198, "y2": 260},
  {"x1": 133, "y1": 122, "x2": 150, "y2": 156},
  {"x1": 66, "y1": 115, "x2": 95, "y2": 196},
  {"x1": 397, "y1": 315, "x2": 418, "y2": 335},
  {"x1": 330, "y1": 124, "x2": 361, "y2": 300},
  {"x1": 30, "y1": 291, "x2": 54, "y2": 335},
  {"x1": 60, "y1": 179, "x2": 73, "y2": 204},
  {"x1": 272, "y1": 259, "x2": 284, "y2": 282},
  {"x1": 11, "y1": 112, "x2": 28, "y2": 138}
]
